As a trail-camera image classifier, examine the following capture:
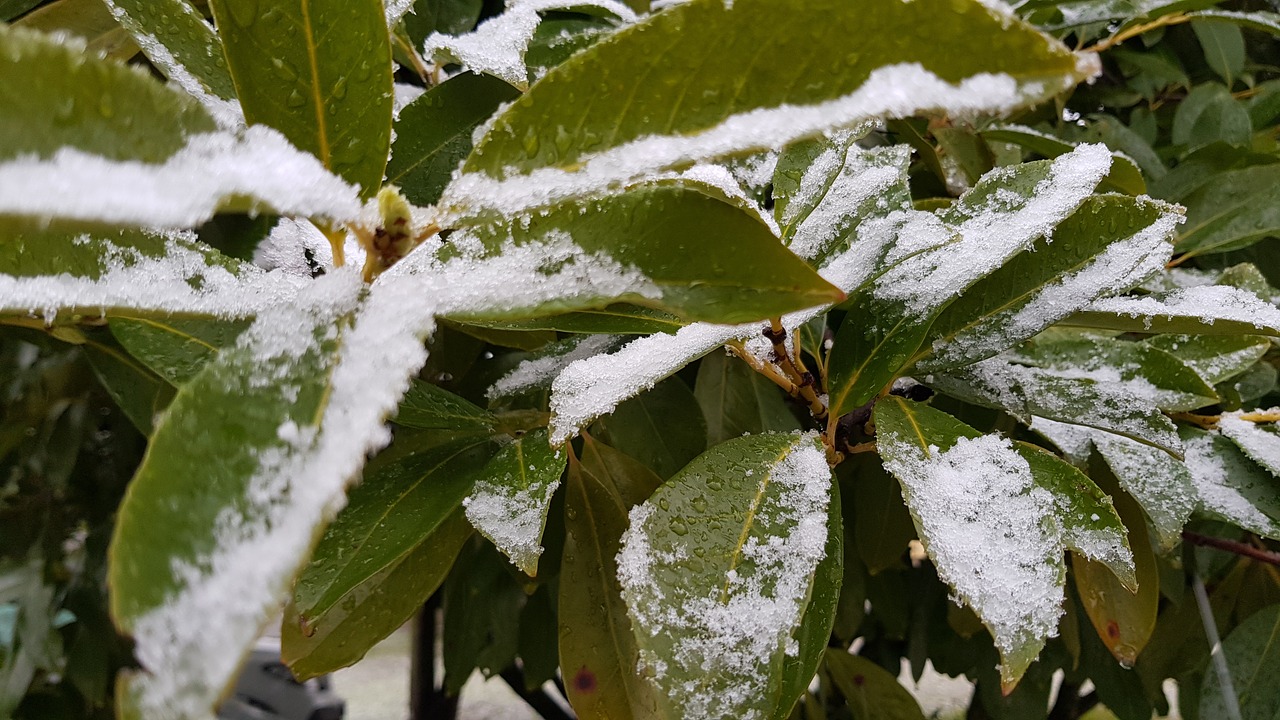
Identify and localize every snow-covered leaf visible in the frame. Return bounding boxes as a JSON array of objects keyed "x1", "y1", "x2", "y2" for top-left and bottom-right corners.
[
  {"x1": 428, "y1": 183, "x2": 842, "y2": 325},
  {"x1": 559, "y1": 436, "x2": 663, "y2": 720},
  {"x1": 488, "y1": 334, "x2": 627, "y2": 402},
  {"x1": 617, "y1": 432, "x2": 835, "y2": 720},
  {"x1": 1091, "y1": 429, "x2": 1197, "y2": 550},
  {"x1": 1217, "y1": 411, "x2": 1280, "y2": 477},
  {"x1": 1012, "y1": 335, "x2": 1219, "y2": 412},
  {"x1": 931, "y1": 357, "x2": 1183, "y2": 455},
  {"x1": 827, "y1": 145, "x2": 1113, "y2": 417},
  {"x1": 107, "y1": 316, "x2": 246, "y2": 386},
  {"x1": 1182, "y1": 426, "x2": 1280, "y2": 539},
  {"x1": 917, "y1": 194, "x2": 1179, "y2": 371},
  {"x1": 101, "y1": 0, "x2": 241, "y2": 127},
  {"x1": 1144, "y1": 334, "x2": 1272, "y2": 385},
  {"x1": 0, "y1": 23, "x2": 215, "y2": 162},
  {"x1": 978, "y1": 124, "x2": 1146, "y2": 195},
  {"x1": 386, "y1": 72, "x2": 519, "y2": 207},
  {"x1": 873, "y1": 397, "x2": 1131, "y2": 686},
  {"x1": 1067, "y1": 285, "x2": 1280, "y2": 337},
  {"x1": 109, "y1": 268, "x2": 443, "y2": 717},
  {"x1": 449, "y1": 0, "x2": 1095, "y2": 218},
  {"x1": 396, "y1": 378, "x2": 496, "y2": 430},
  {"x1": 208, "y1": 0, "x2": 393, "y2": 198},
  {"x1": 0, "y1": 228, "x2": 308, "y2": 322},
  {"x1": 464, "y1": 429, "x2": 566, "y2": 575},
  {"x1": 283, "y1": 436, "x2": 494, "y2": 677}
]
